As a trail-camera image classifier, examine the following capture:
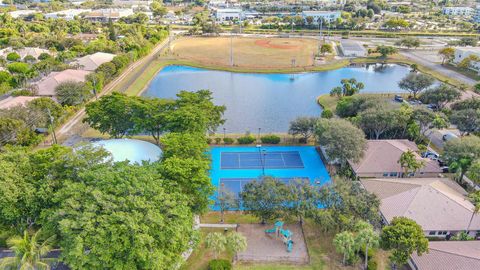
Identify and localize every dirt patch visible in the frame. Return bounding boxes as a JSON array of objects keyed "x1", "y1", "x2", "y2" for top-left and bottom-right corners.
[
  {"x1": 236, "y1": 223, "x2": 309, "y2": 264},
  {"x1": 254, "y1": 39, "x2": 300, "y2": 50}
]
